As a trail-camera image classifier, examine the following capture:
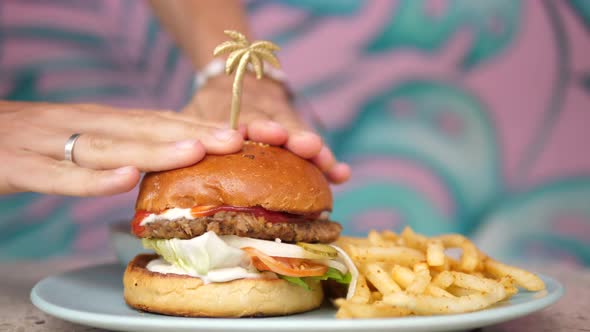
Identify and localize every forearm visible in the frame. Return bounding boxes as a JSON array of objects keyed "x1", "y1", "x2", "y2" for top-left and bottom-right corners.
[
  {"x1": 148, "y1": 0, "x2": 251, "y2": 69},
  {"x1": 0, "y1": 100, "x2": 36, "y2": 109}
]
